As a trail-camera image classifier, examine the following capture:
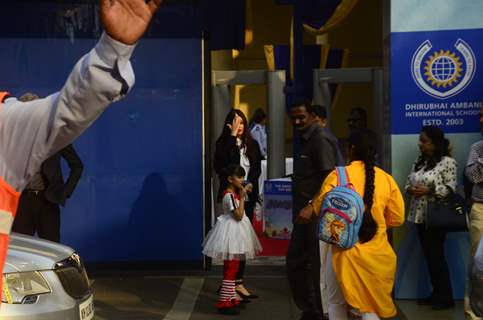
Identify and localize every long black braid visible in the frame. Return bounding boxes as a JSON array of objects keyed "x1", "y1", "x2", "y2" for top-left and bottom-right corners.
[{"x1": 349, "y1": 129, "x2": 378, "y2": 243}]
